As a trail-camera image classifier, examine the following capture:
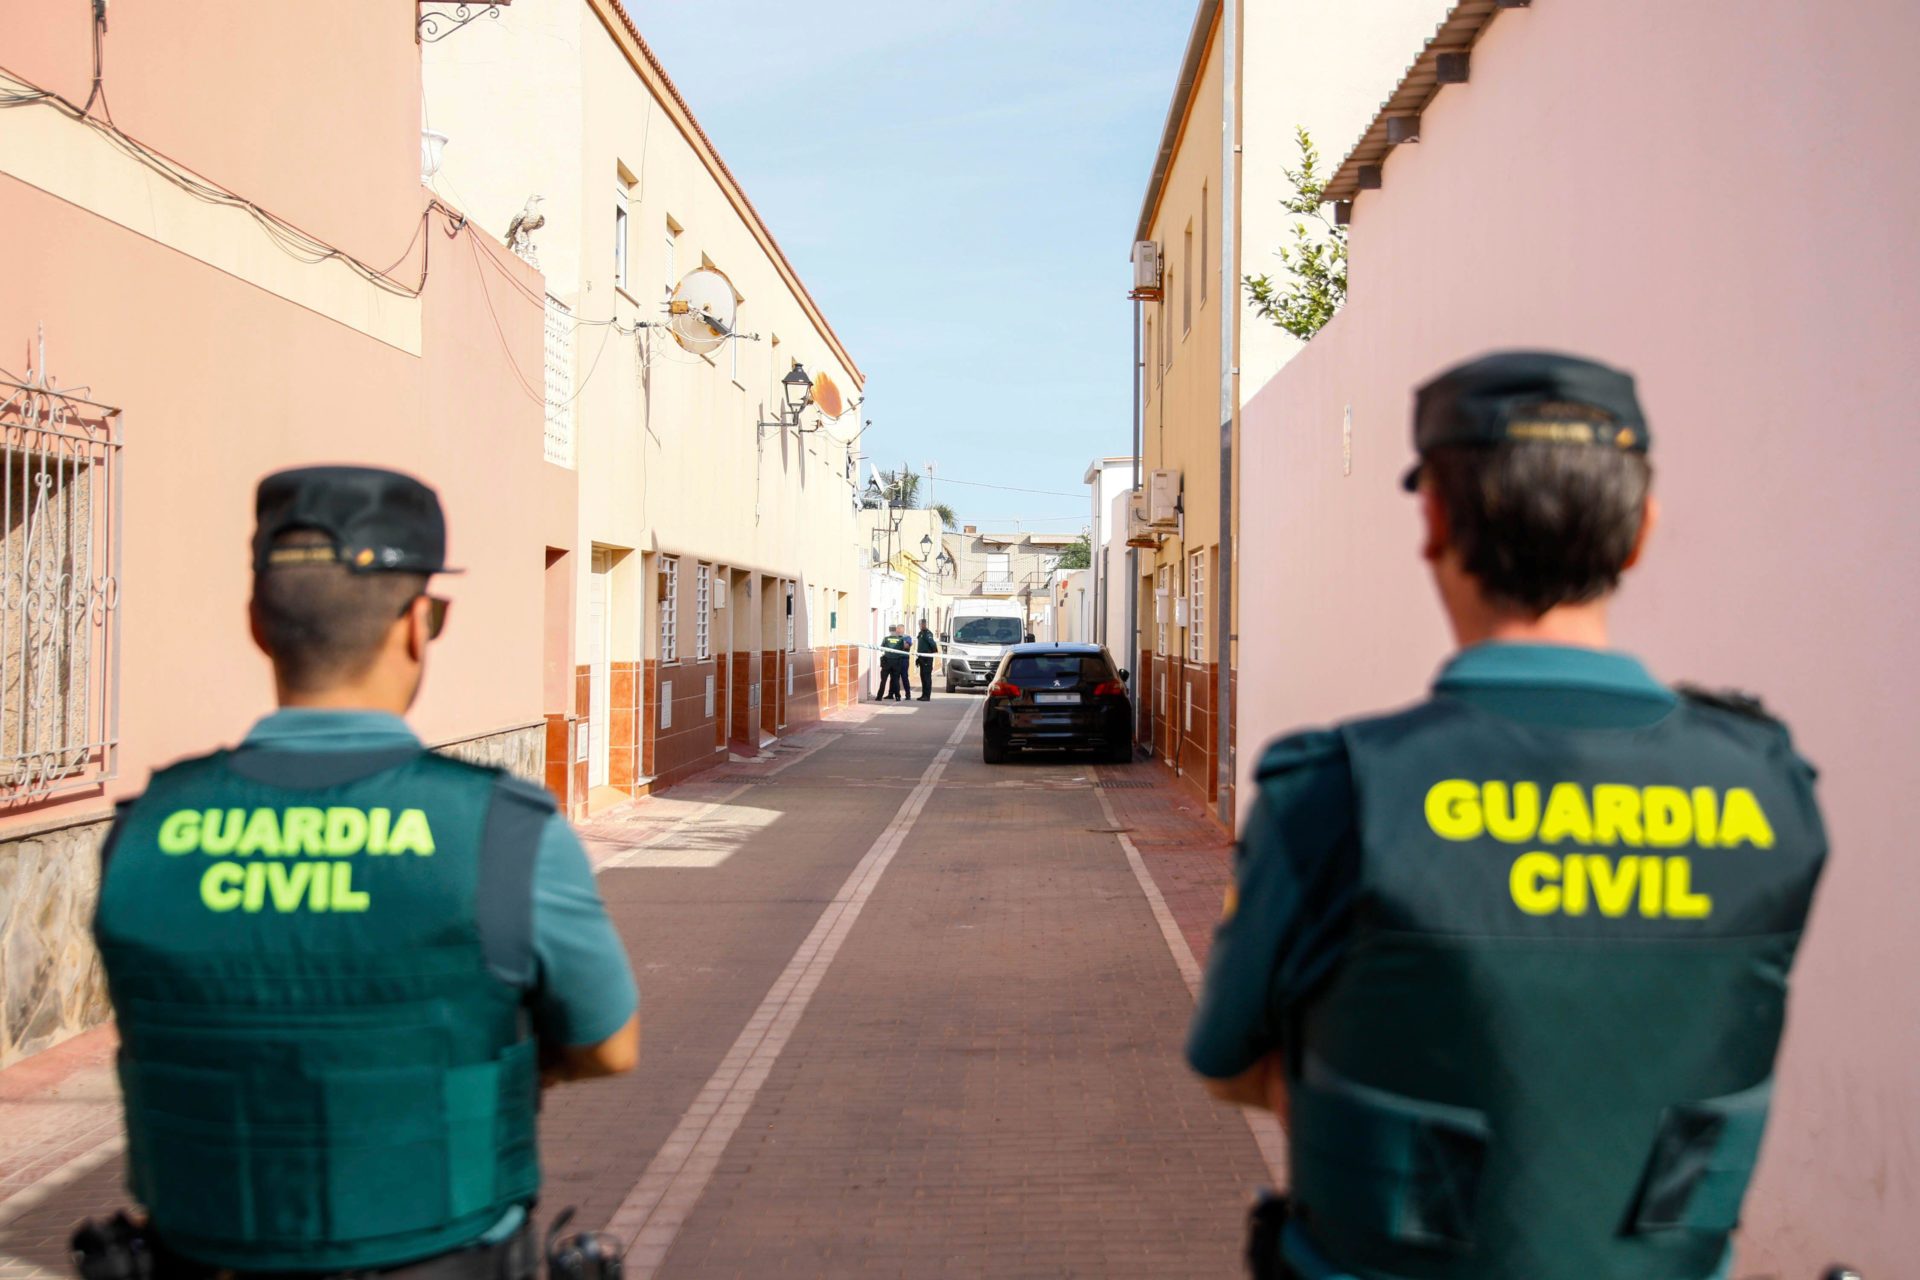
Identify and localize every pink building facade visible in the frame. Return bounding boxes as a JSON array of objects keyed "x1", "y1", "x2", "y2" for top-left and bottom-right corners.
[
  {"x1": 1234, "y1": 1, "x2": 1920, "y2": 1269},
  {"x1": 0, "y1": 2, "x2": 570, "y2": 1063}
]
